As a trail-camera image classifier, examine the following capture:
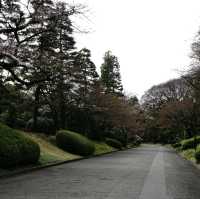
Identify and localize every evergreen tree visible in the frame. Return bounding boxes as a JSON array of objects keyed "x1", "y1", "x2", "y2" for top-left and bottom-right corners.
[
  {"x1": 100, "y1": 51, "x2": 123, "y2": 96},
  {"x1": 72, "y1": 48, "x2": 99, "y2": 107},
  {"x1": 30, "y1": 0, "x2": 57, "y2": 130},
  {"x1": 38, "y1": 1, "x2": 77, "y2": 129},
  {"x1": 51, "y1": 1, "x2": 76, "y2": 129}
]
